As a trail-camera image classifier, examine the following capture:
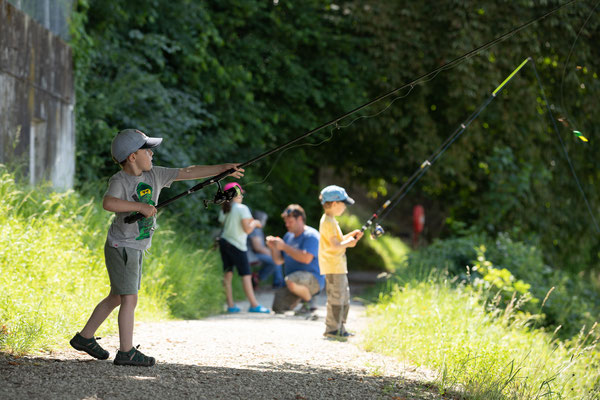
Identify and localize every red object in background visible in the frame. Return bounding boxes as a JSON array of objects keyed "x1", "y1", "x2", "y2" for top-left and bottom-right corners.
[{"x1": 412, "y1": 205, "x2": 425, "y2": 247}]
